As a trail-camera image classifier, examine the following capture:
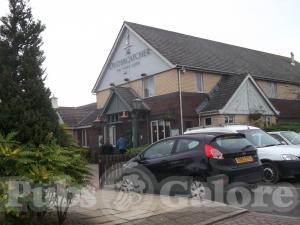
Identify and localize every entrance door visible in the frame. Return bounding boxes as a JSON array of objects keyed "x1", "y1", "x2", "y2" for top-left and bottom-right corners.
[{"x1": 151, "y1": 120, "x2": 171, "y2": 143}]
